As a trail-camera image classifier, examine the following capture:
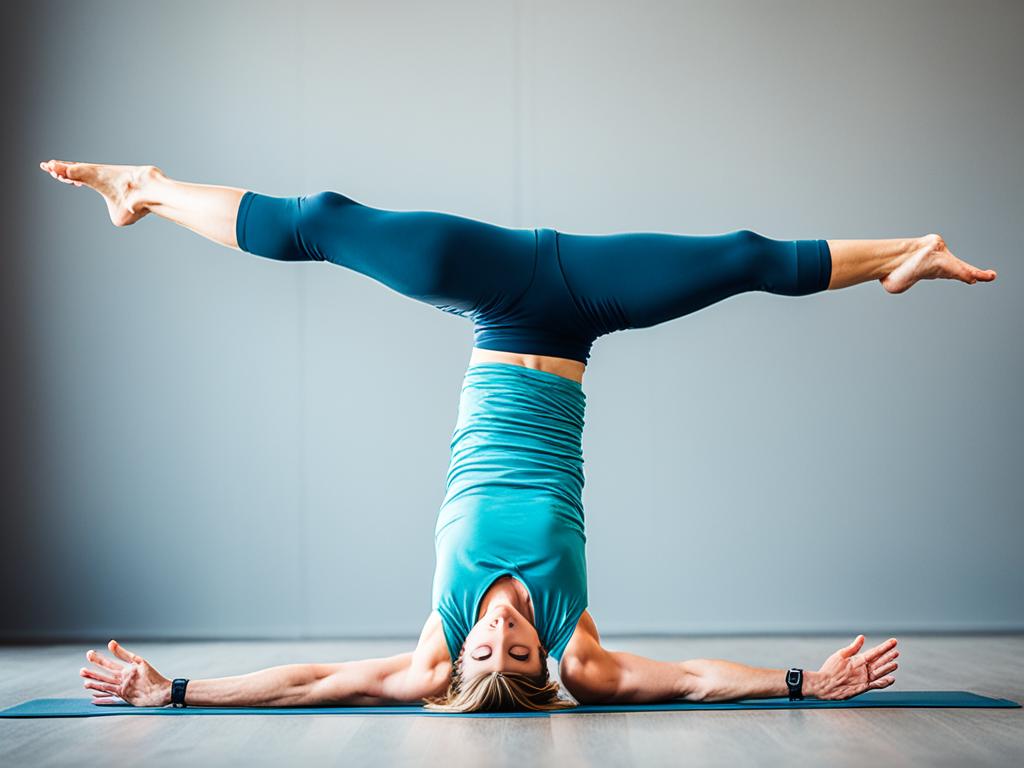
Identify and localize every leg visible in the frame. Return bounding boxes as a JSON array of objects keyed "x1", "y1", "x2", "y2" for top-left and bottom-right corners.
[
  {"x1": 234, "y1": 189, "x2": 537, "y2": 316},
  {"x1": 555, "y1": 227, "x2": 998, "y2": 337},
  {"x1": 38, "y1": 160, "x2": 538, "y2": 318},
  {"x1": 39, "y1": 160, "x2": 245, "y2": 248},
  {"x1": 556, "y1": 228, "x2": 832, "y2": 334},
  {"x1": 144, "y1": 172, "x2": 245, "y2": 250}
]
